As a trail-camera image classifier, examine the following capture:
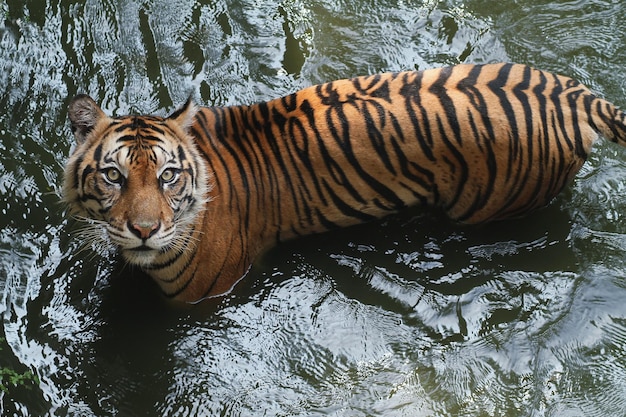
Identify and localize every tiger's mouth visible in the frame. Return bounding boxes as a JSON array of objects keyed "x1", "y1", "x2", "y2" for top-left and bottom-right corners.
[
  {"x1": 120, "y1": 246, "x2": 161, "y2": 266},
  {"x1": 128, "y1": 245, "x2": 156, "y2": 252}
]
